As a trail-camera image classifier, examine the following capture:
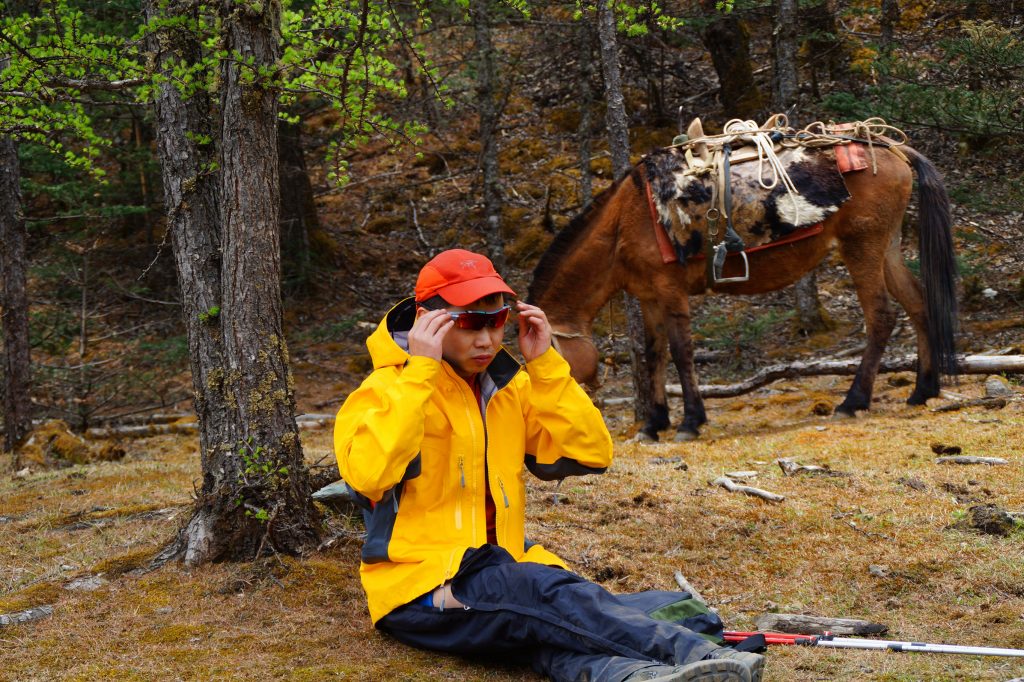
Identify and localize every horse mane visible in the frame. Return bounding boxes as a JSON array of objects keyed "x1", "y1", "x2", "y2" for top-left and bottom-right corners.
[{"x1": 528, "y1": 170, "x2": 639, "y2": 302}]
